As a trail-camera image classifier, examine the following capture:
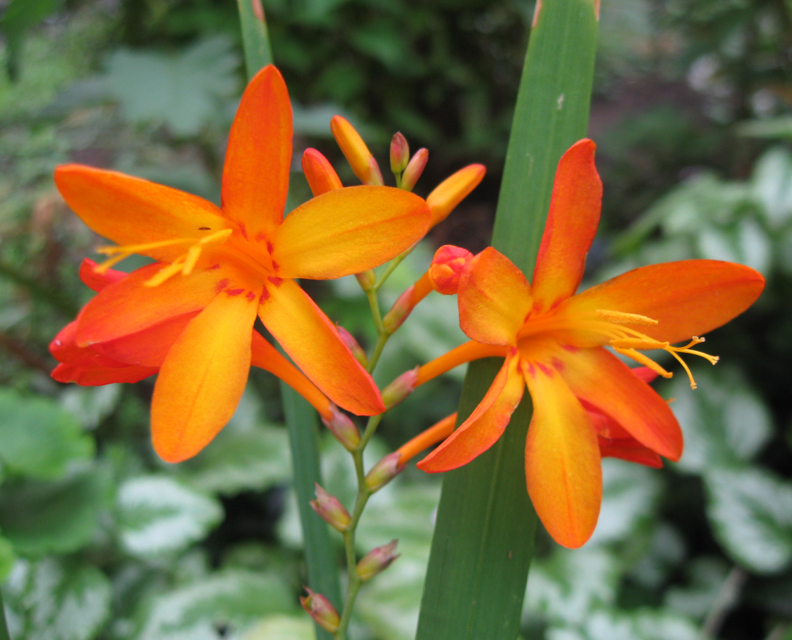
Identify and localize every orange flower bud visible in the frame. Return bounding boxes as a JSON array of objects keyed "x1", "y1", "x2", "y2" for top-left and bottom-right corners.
[
  {"x1": 302, "y1": 148, "x2": 343, "y2": 196},
  {"x1": 382, "y1": 272, "x2": 434, "y2": 334},
  {"x1": 364, "y1": 452, "x2": 403, "y2": 492},
  {"x1": 337, "y1": 325, "x2": 368, "y2": 368},
  {"x1": 321, "y1": 405, "x2": 361, "y2": 451},
  {"x1": 356, "y1": 539, "x2": 400, "y2": 582},
  {"x1": 330, "y1": 115, "x2": 383, "y2": 185},
  {"x1": 310, "y1": 483, "x2": 351, "y2": 532},
  {"x1": 390, "y1": 132, "x2": 410, "y2": 175},
  {"x1": 426, "y1": 164, "x2": 486, "y2": 227},
  {"x1": 381, "y1": 367, "x2": 419, "y2": 410},
  {"x1": 428, "y1": 245, "x2": 474, "y2": 295},
  {"x1": 300, "y1": 588, "x2": 340, "y2": 633},
  {"x1": 401, "y1": 148, "x2": 428, "y2": 192}
]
